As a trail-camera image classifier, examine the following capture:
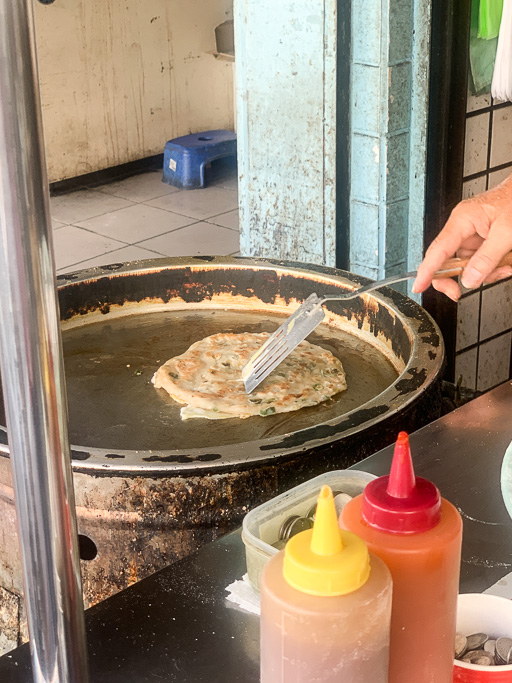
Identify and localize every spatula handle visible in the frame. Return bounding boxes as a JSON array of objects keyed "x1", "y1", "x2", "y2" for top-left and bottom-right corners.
[{"x1": 435, "y1": 252, "x2": 512, "y2": 278}]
